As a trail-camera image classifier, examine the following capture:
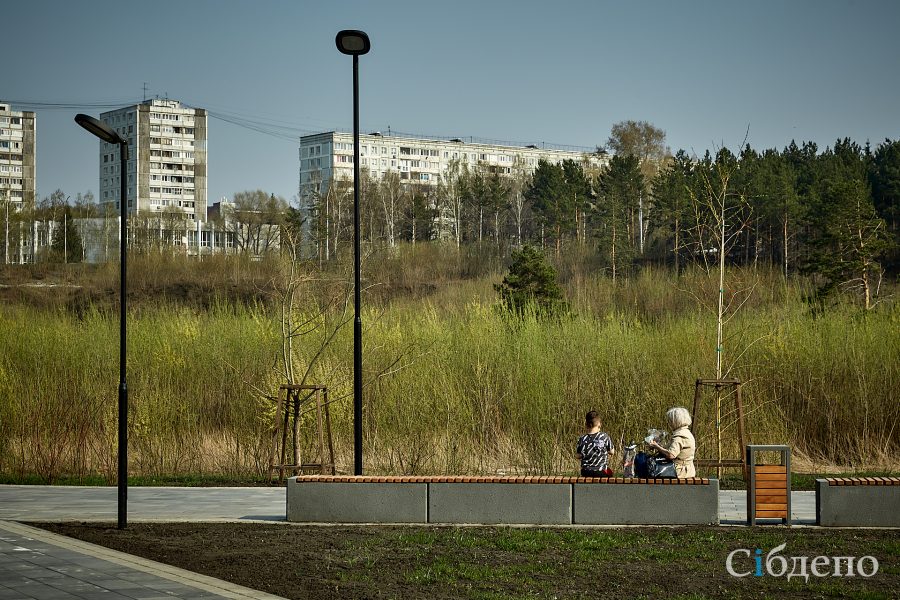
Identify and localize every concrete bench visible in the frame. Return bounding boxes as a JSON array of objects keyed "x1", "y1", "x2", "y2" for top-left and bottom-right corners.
[
  {"x1": 287, "y1": 475, "x2": 719, "y2": 525},
  {"x1": 816, "y1": 477, "x2": 900, "y2": 527}
]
